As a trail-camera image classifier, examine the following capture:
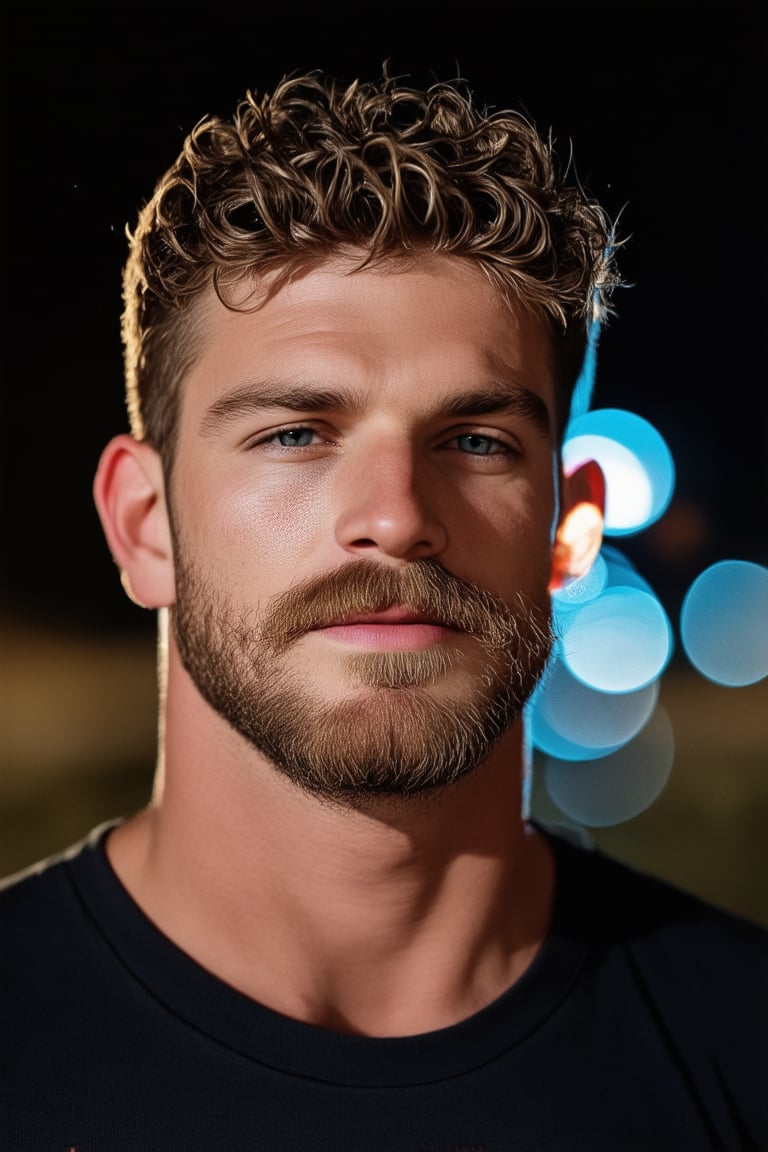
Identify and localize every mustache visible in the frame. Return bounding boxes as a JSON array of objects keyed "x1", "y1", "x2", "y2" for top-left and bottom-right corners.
[{"x1": 259, "y1": 558, "x2": 553, "y2": 653}]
